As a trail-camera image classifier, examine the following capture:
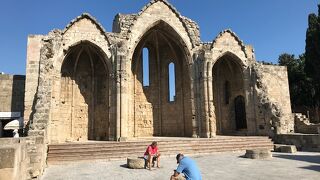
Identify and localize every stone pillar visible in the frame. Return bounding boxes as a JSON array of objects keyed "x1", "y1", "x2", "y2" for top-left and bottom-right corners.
[
  {"x1": 115, "y1": 50, "x2": 121, "y2": 141},
  {"x1": 24, "y1": 35, "x2": 43, "y2": 126},
  {"x1": 206, "y1": 61, "x2": 216, "y2": 137},
  {"x1": 116, "y1": 45, "x2": 128, "y2": 141},
  {"x1": 201, "y1": 60, "x2": 210, "y2": 138},
  {"x1": 120, "y1": 55, "x2": 128, "y2": 141},
  {"x1": 244, "y1": 67, "x2": 257, "y2": 135},
  {"x1": 192, "y1": 56, "x2": 200, "y2": 138}
]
